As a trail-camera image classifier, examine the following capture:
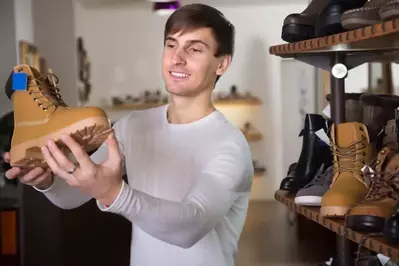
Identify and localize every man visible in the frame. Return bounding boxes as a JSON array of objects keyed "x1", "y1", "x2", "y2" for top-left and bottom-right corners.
[{"x1": 4, "y1": 3, "x2": 254, "y2": 266}]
